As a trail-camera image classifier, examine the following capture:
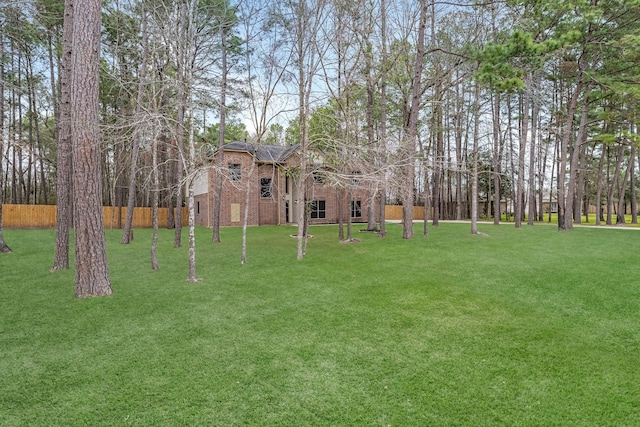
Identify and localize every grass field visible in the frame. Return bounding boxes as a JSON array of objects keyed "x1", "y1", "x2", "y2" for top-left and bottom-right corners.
[{"x1": 1, "y1": 223, "x2": 639, "y2": 426}]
